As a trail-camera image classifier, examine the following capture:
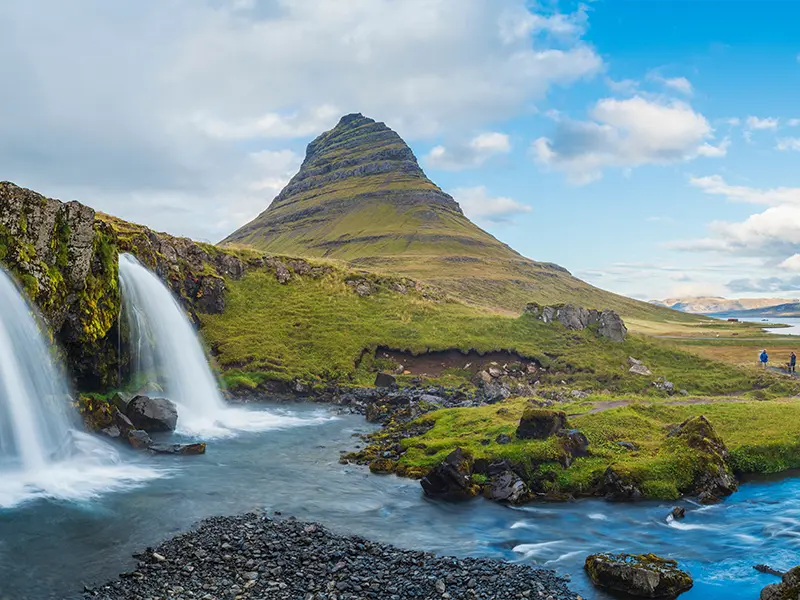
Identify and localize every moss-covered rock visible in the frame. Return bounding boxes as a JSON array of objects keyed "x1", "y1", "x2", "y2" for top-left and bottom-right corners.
[
  {"x1": 761, "y1": 565, "x2": 800, "y2": 600},
  {"x1": 585, "y1": 552, "x2": 693, "y2": 598},
  {"x1": 516, "y1": 407, "x2": 569, "y2": 440}
]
